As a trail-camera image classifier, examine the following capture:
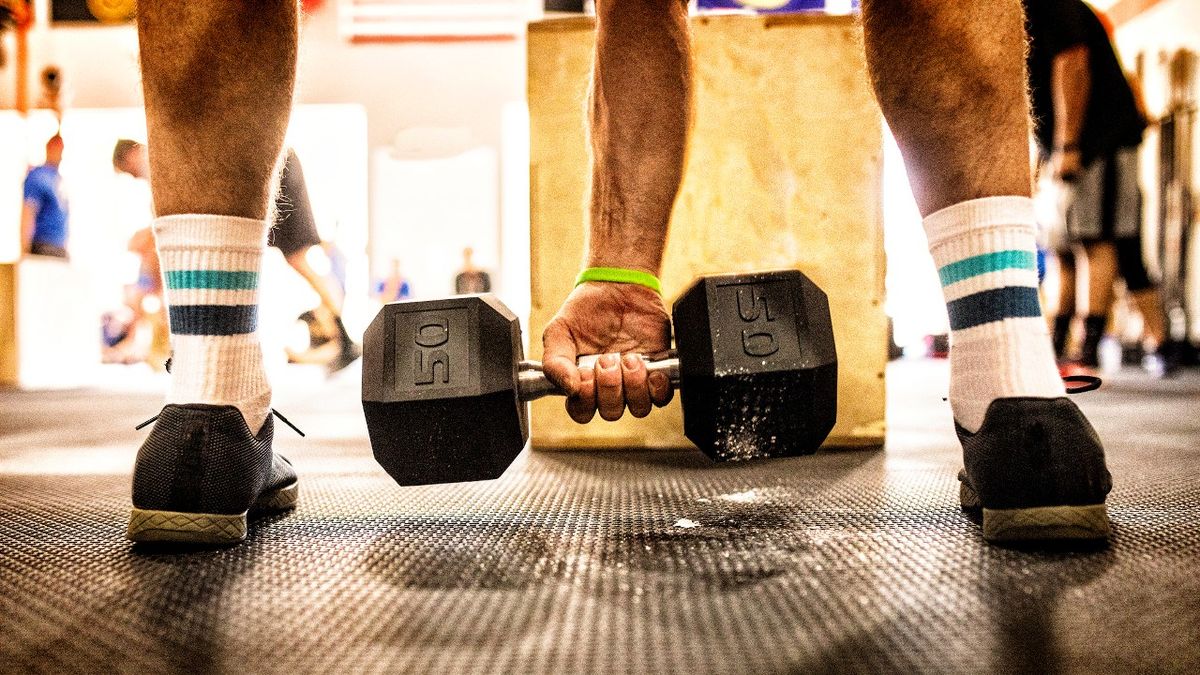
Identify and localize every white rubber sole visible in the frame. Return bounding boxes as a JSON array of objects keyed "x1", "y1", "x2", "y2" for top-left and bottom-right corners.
[
  {"x1": 960, "y1": 480, "x2": 1110, "y2": 542},
  {"x1": 127, "y1": 481, "x2": 299, "y2": 545}
]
